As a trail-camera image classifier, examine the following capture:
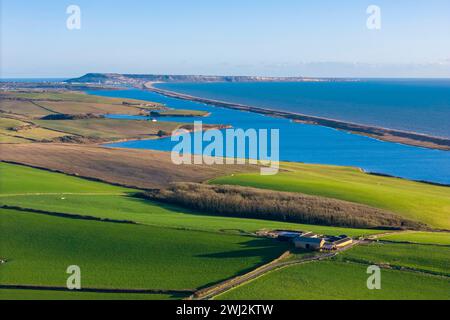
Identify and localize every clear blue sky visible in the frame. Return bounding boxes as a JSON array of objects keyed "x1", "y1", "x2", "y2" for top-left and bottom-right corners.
[{"x1": 1, "y1": 0, "x2": 450, "y2": 78}]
